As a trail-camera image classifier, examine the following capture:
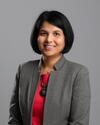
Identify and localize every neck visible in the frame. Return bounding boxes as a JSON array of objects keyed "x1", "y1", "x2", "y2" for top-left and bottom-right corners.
[{"x1": 41, "y1": 53, "x2": 63, "y2": 69}]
